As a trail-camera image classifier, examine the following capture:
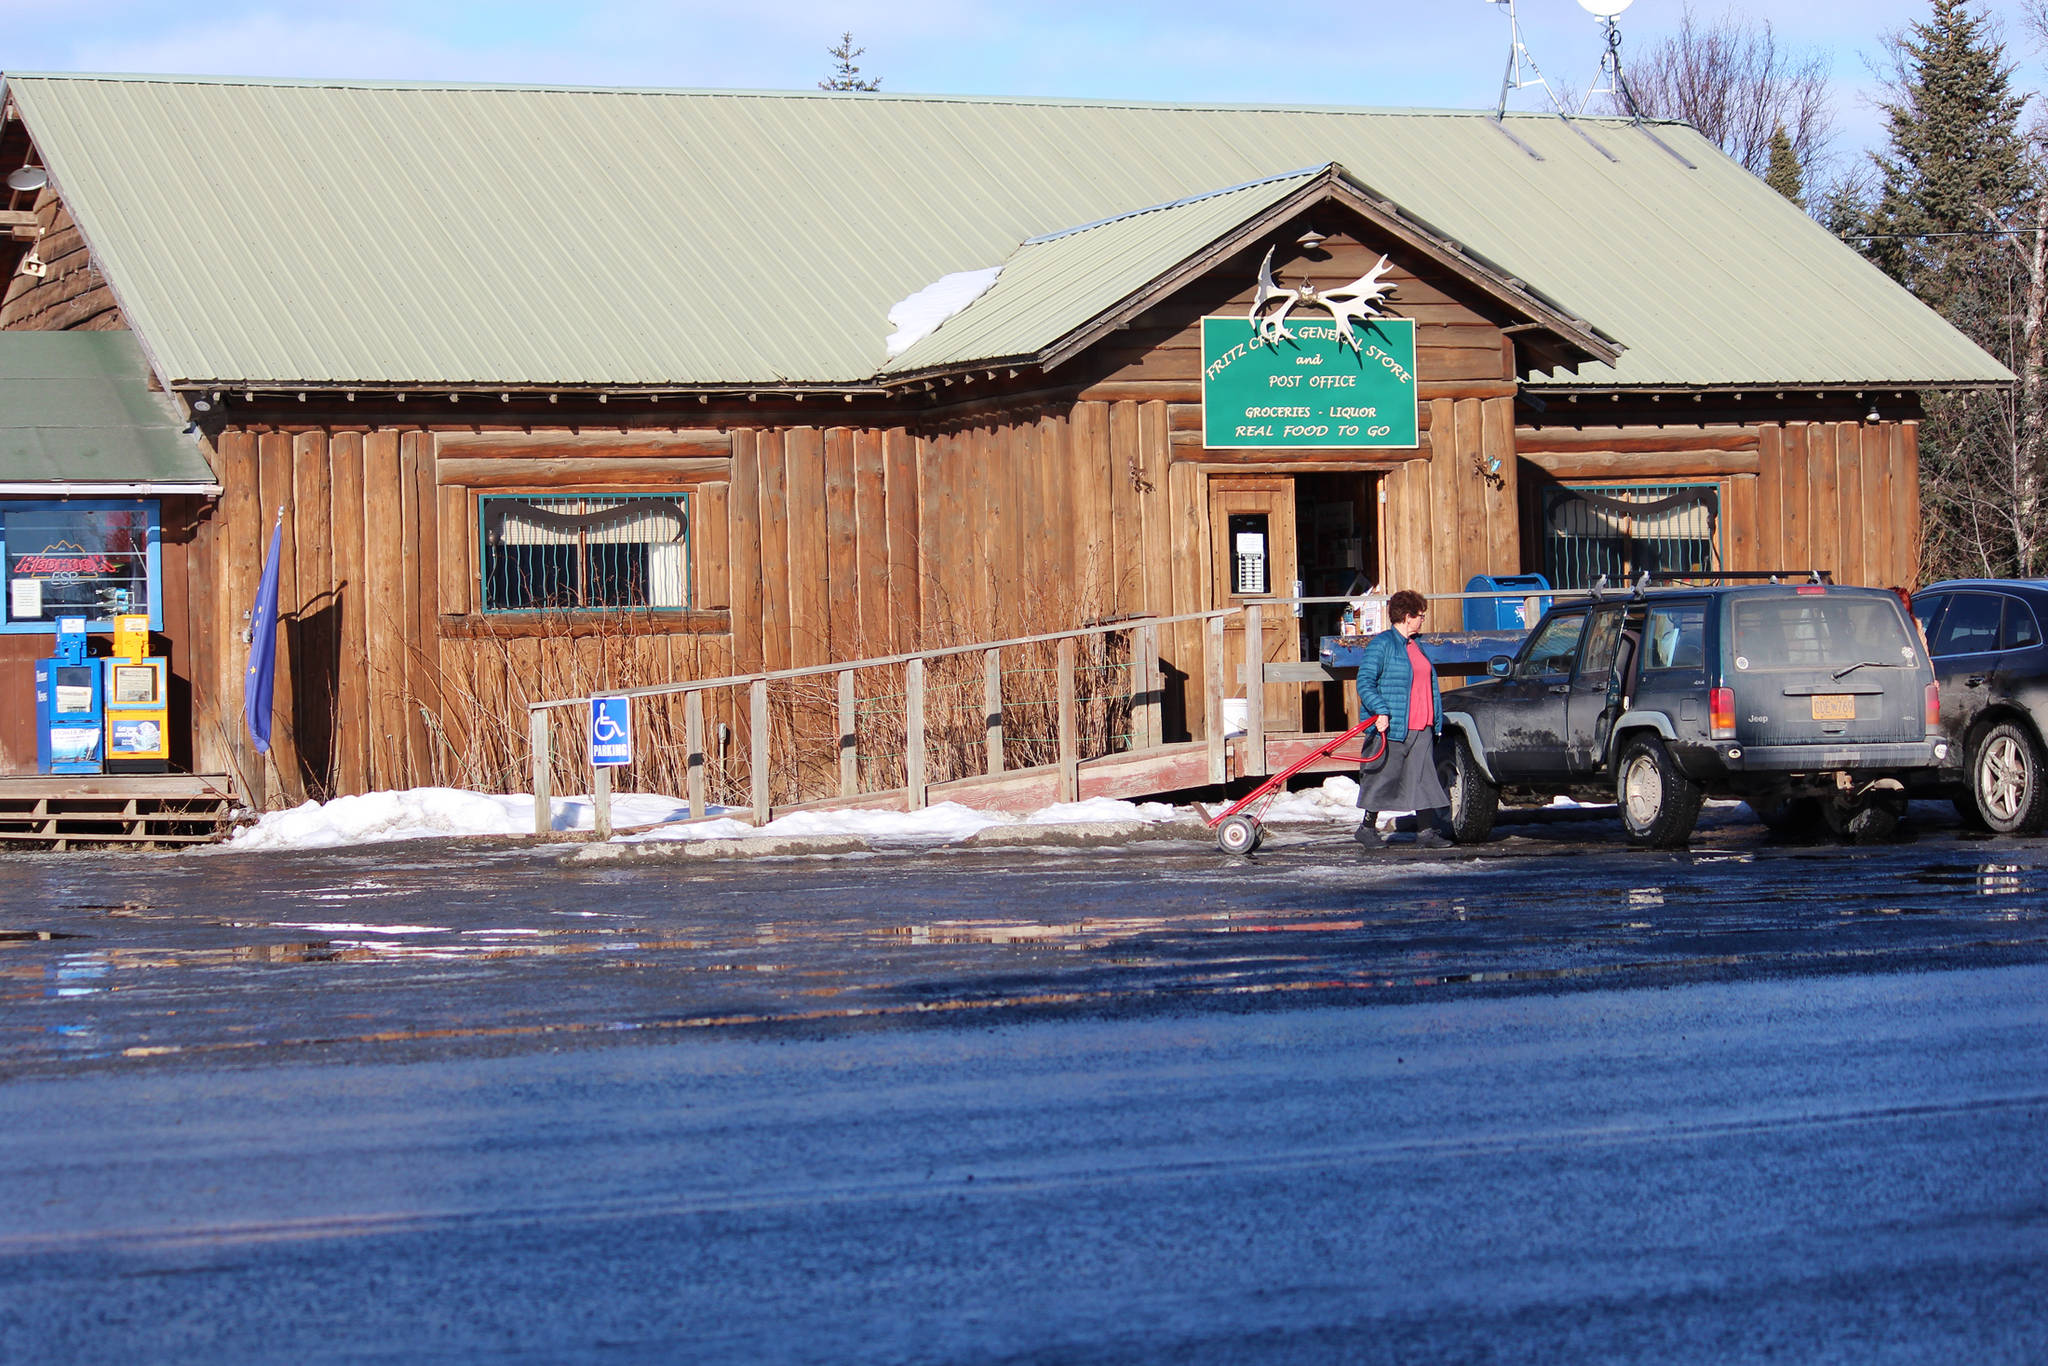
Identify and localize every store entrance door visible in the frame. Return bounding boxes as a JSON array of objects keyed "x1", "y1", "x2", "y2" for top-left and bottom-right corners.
[
  {"x1": 1294, "y1": 472, "x2": 1382, "y2": 730},
  {"x1": 1208, "y1": 476, "x2": 1300, "y2": 733}
]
